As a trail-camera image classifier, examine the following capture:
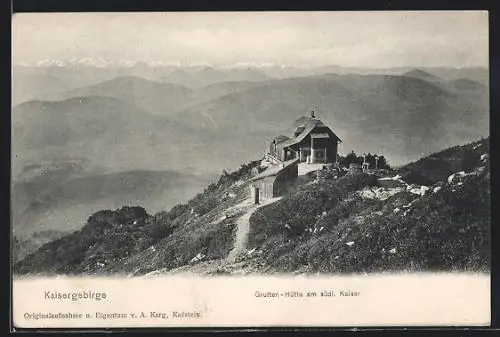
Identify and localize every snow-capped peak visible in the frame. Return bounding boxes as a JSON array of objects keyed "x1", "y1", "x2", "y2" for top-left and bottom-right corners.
[
  {"x1": 31, "y1": 57, "x2": 138, "y2": 68},
  {"x1": 20, "y1": 58, "x2": 291, "y2": 69},
  {"x1": 35, "y1": 59, "x2": 66, "y2": 67}
]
